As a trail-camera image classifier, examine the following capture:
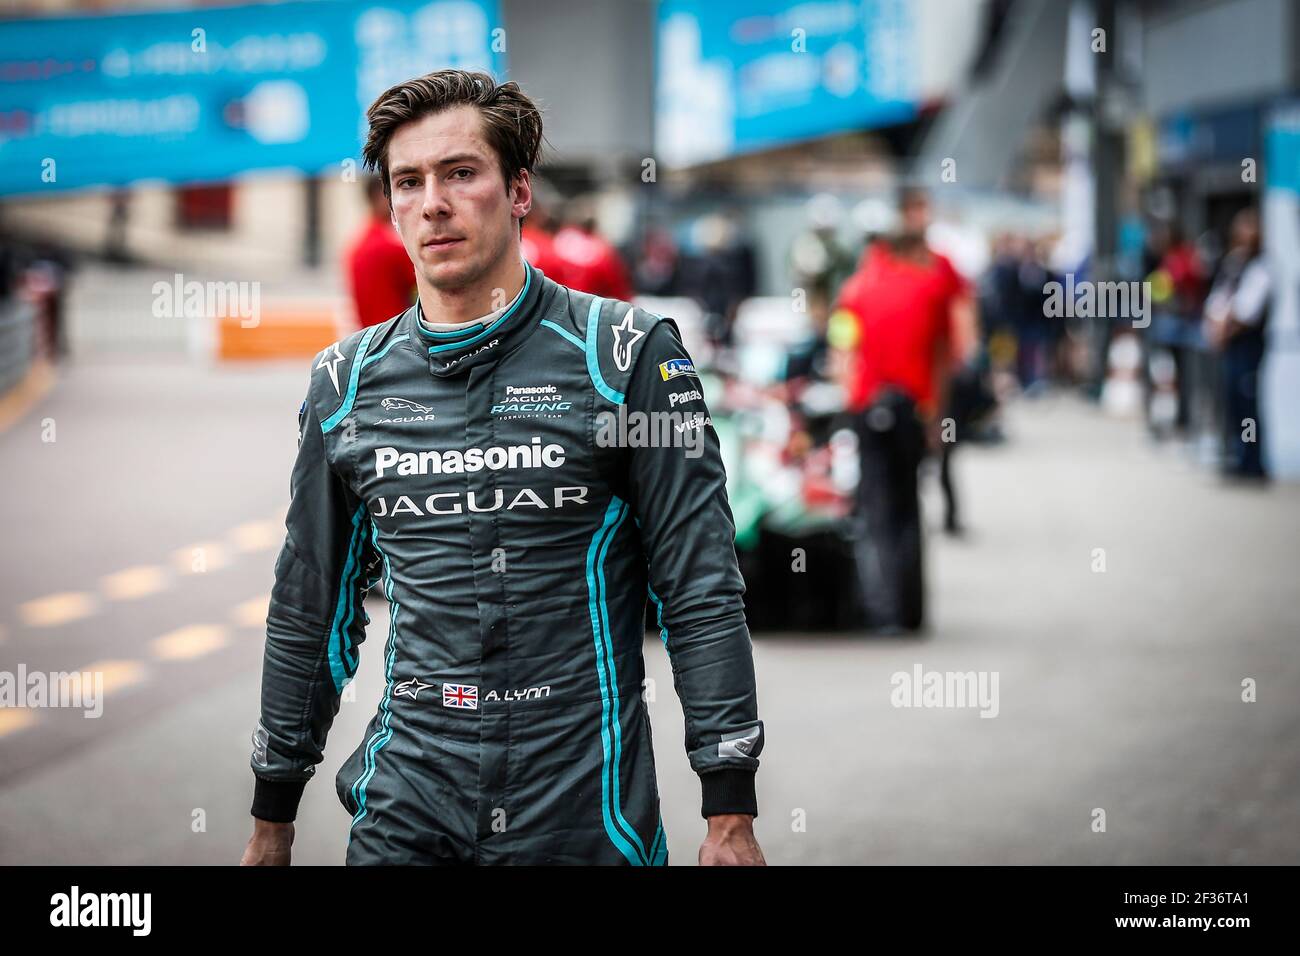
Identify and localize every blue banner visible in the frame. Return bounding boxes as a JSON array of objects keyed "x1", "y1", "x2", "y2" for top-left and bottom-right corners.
[
  {"x1": 1157, "y1": 103, "x2": 1259, "y2": 170},
  {"x1": 1266, "y1": 101, "x2": 1300, "y2": 195},
  {"x1": 655, "y1": 0, "x2": 917, "y2": 167},
  {"x1": 0, "y1": 0, "x2": 502, "y2": 196}
]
